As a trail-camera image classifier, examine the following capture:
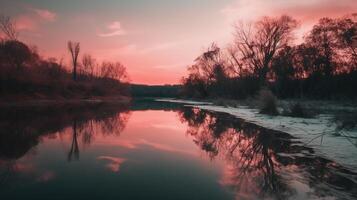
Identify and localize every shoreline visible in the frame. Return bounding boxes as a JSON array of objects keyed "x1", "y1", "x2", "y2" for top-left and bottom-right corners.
[
  {"x1": 0, "y1": 96, "x2": 132, "y2": 108},
  {"x1": 157, "y1": 98, "x2": 357, "y2": 171}
]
